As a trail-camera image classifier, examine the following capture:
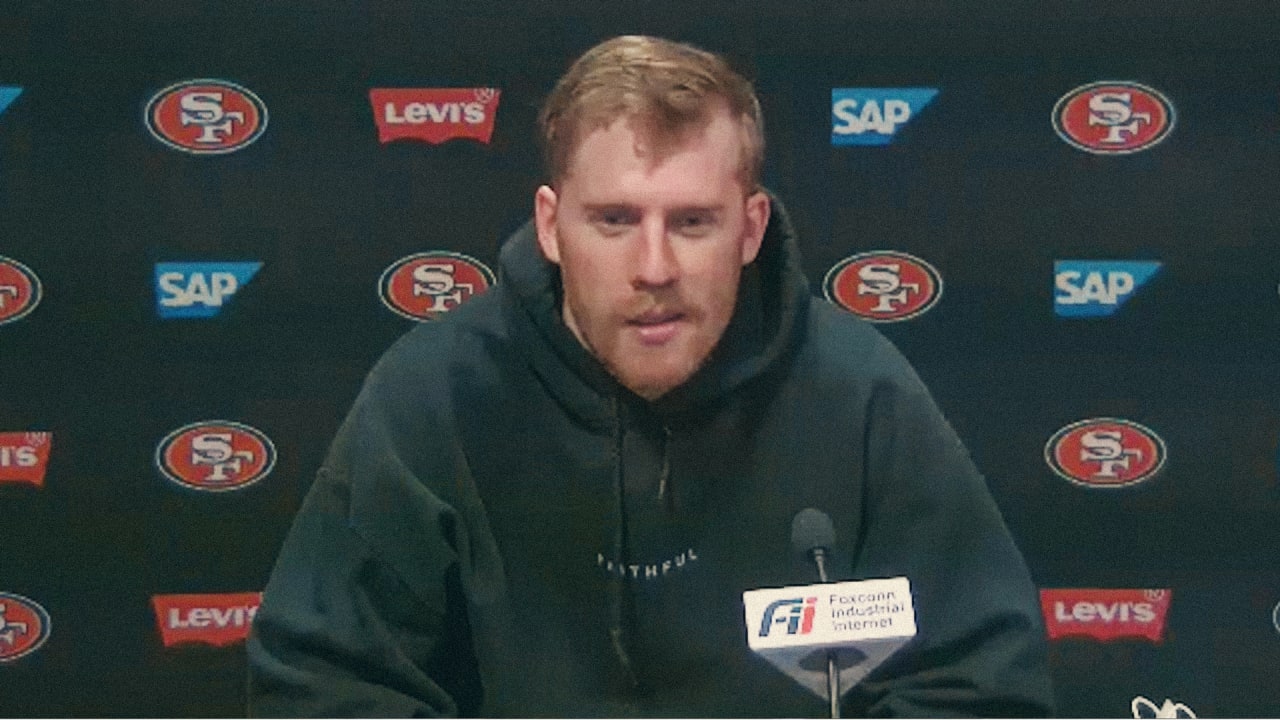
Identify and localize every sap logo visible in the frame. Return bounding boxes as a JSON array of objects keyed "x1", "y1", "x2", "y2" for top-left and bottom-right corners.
[
  {"x1": 1054, "y1": 260, "x2": 1161, "y2": 317},
  {"x1": 155, "y1": 262, "x2": 262, "y2": 319},
  {"x1": 1132, "y1": 696, "x2": 1197, "y2": 718},
  {"x1": 758, "y1": 597, "x2": 817, "y2": 637},
  {"x1": 0, "y1": 87, "x2": 22, "y2": 116},
  {"x1": 831, "y1": 88, "x2": 938, "y2": 146}
]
